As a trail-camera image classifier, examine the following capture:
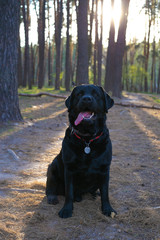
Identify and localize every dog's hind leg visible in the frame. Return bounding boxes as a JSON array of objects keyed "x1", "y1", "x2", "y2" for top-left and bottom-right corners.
[
  {"x1": 46, "y1": 158, "x2": 61, "y2": 205},
  {"x1": 74, "y1": 192, "x2": 82, "y2": 202}
]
